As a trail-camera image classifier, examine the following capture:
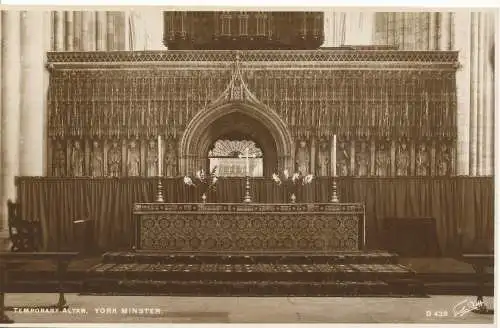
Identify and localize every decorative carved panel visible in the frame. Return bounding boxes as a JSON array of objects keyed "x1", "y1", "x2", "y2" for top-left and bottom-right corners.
[
  {"x1": 134, "y1": 202, "x2": 365, "y2": 252},
  {"x1": 47, "y1": 50, "x2": 458, "y2": 177}
]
